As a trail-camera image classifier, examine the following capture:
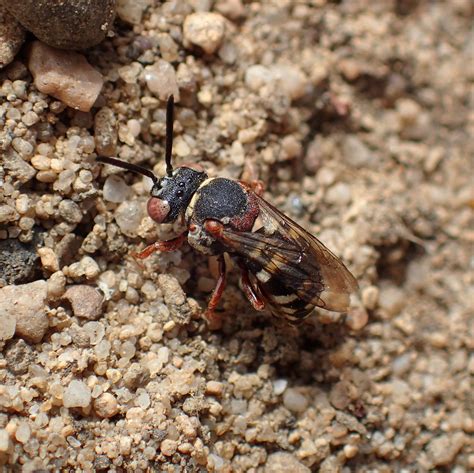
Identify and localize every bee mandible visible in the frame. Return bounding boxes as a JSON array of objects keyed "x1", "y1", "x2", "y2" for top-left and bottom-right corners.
[{"x1": 97, "y1": 96, "x2": 358, "y2": 328}]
